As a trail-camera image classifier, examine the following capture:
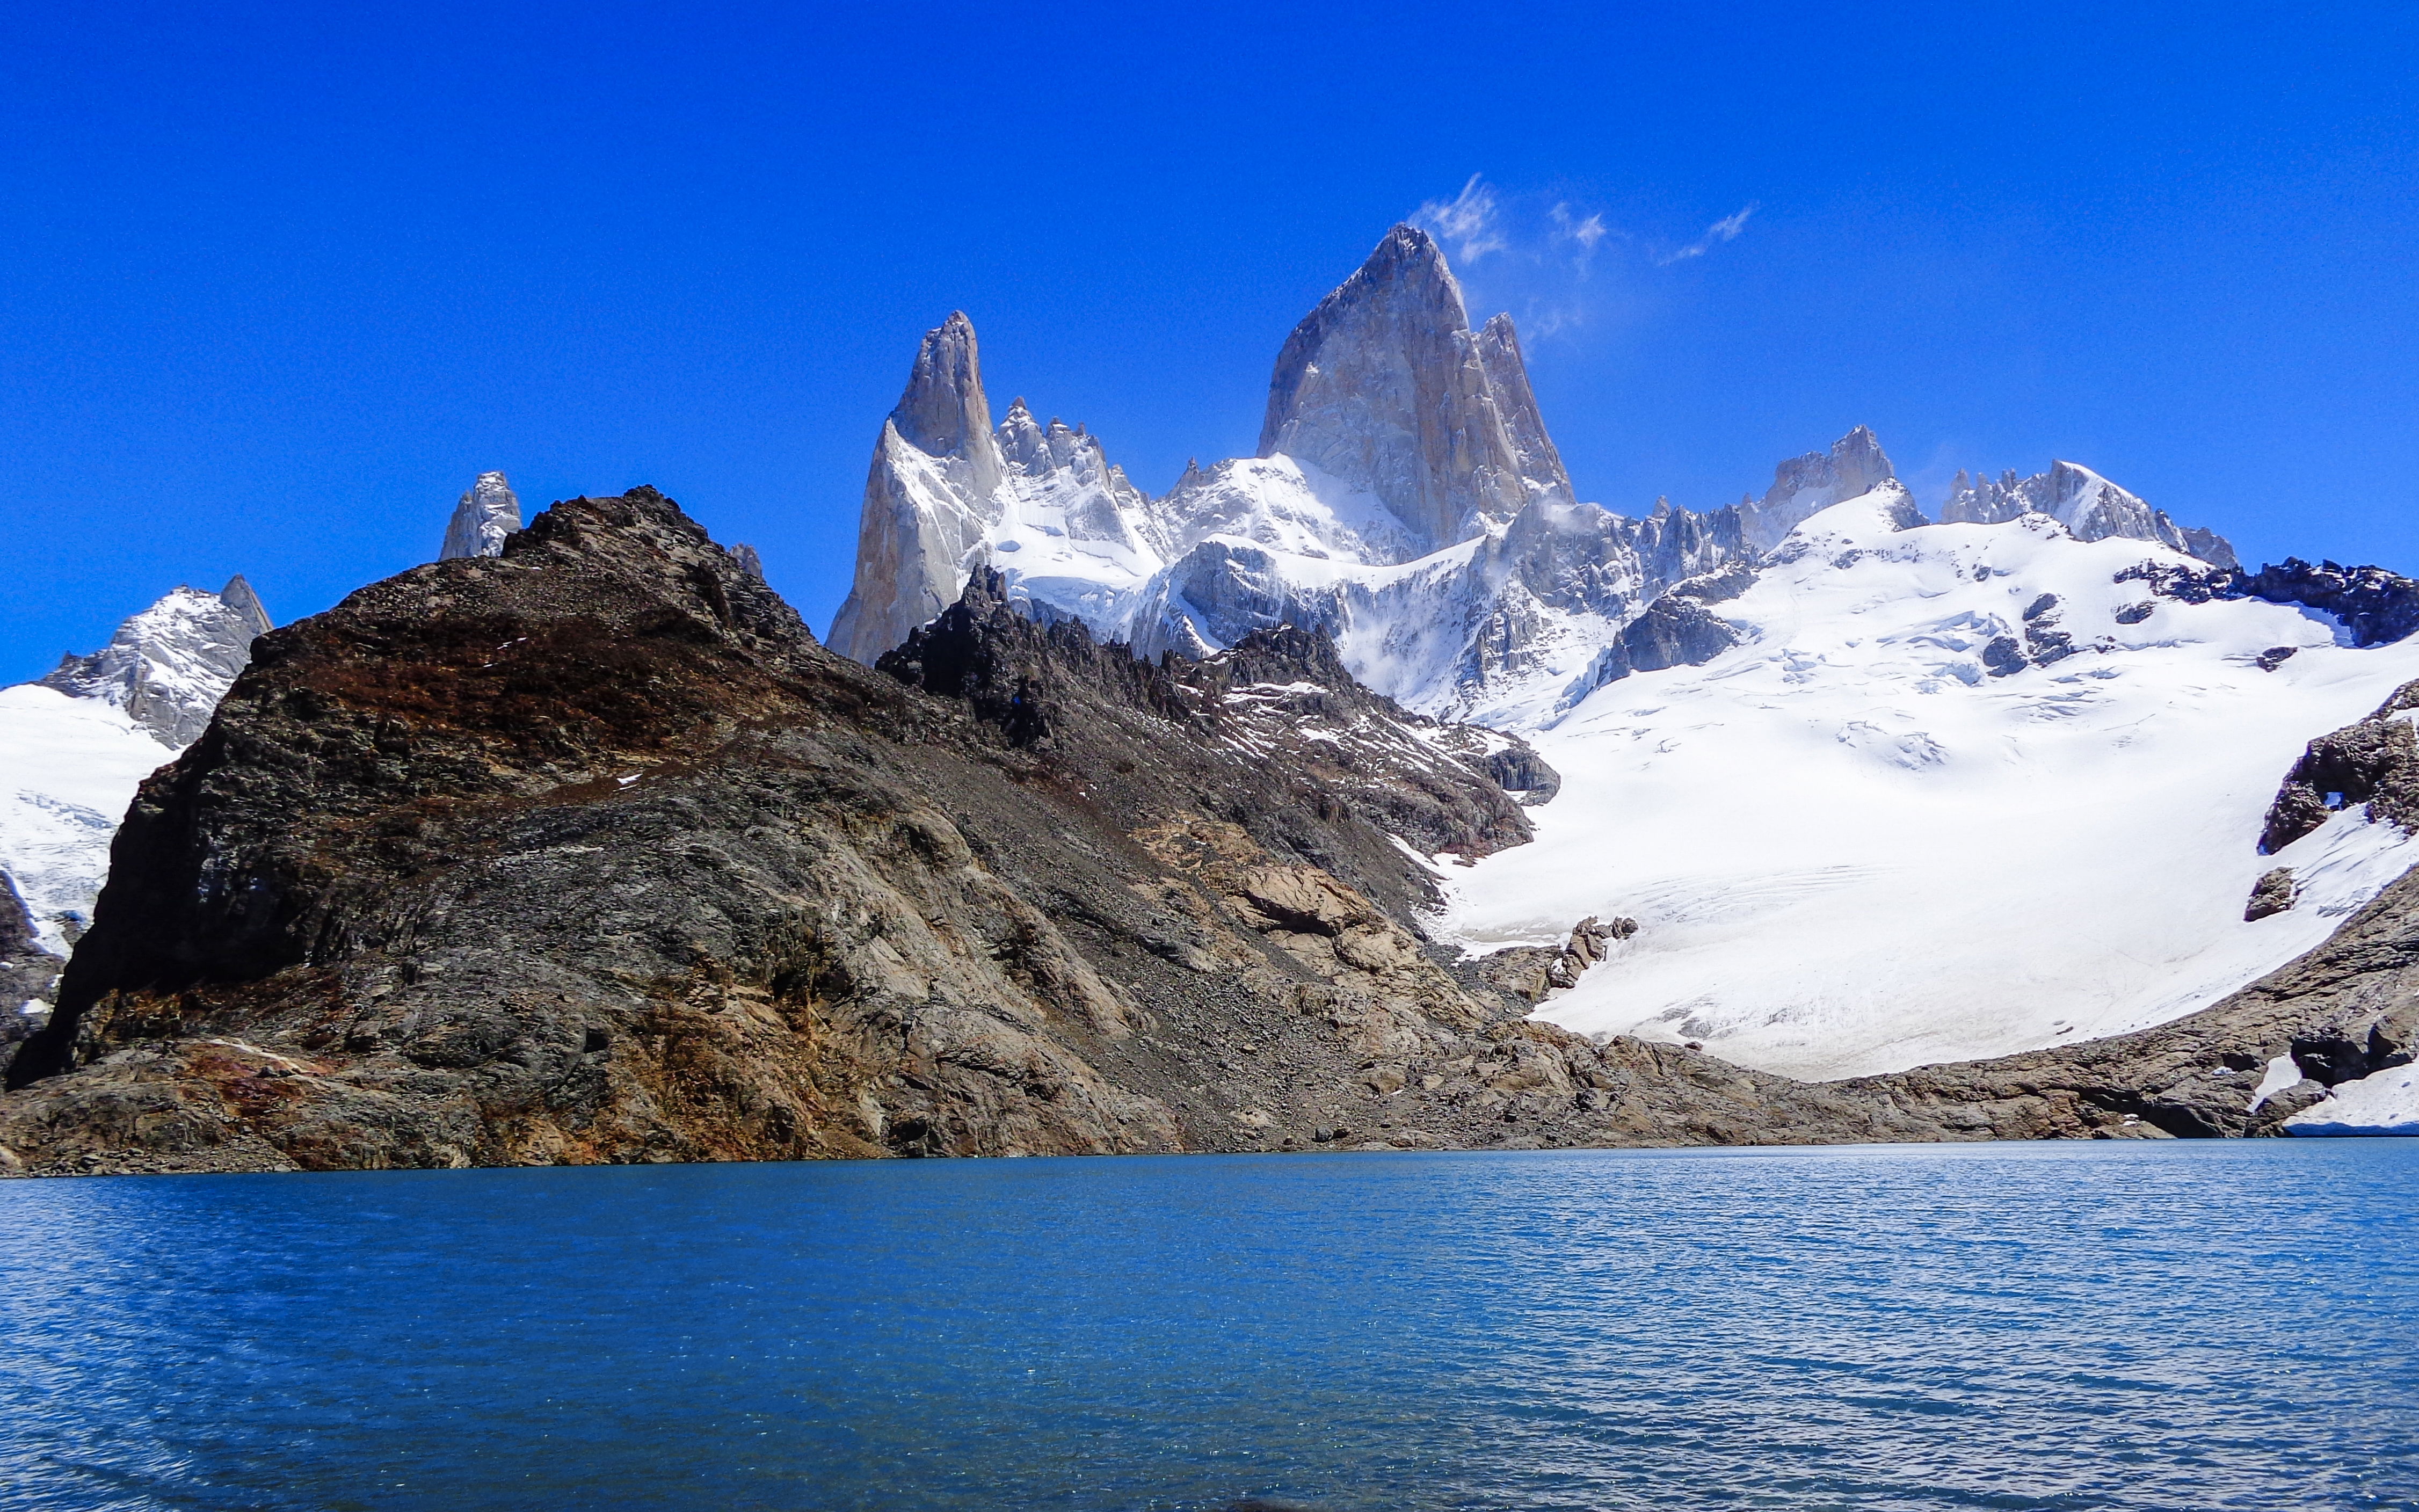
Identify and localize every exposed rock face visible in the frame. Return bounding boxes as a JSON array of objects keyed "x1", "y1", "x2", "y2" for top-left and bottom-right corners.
[
  {"x1": 37, "y1": 577, "x2": 273, "y2": 746},
  {"x1": 1943, "y1": 461, "x2": 2236, "y2": 568},
  {"x1": 878, "y1": 580, "x2": 1552, "y2": 865},
  {"x1": 439, "y1": 472, "x2": 523, "y2": 561},
  {"x1": 1736, "y1": 426, "x2": 1898, "y2": 553},
  {"x1": 1557, "y1": 577, "x2": 1745, "y2": 706},
  {"x1": 2257, "y1": 679, "x2": 2419, "y2": 853},
  {"x1": 1258, "y1": 224, "x2": 1565, "y2": 554},
  {"x1": 1472, "y1": 314, "x2": 1573, "y2": 505}
]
